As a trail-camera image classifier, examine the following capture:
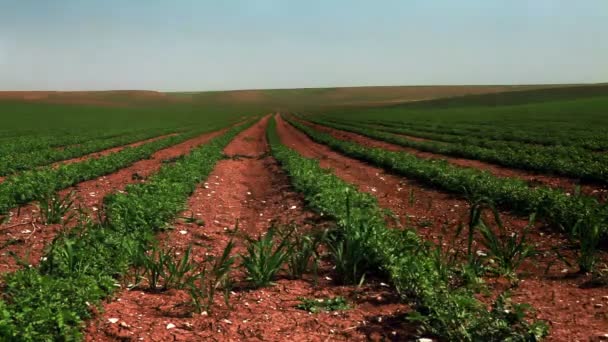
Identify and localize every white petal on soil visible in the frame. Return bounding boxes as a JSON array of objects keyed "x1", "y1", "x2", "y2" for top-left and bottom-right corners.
[
  {"x1": 166, "y1": 323, "x2": 176, "y2": 329},
  {"x1": 108, "y1": 318, "x2": 119, "y2": 324}
]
